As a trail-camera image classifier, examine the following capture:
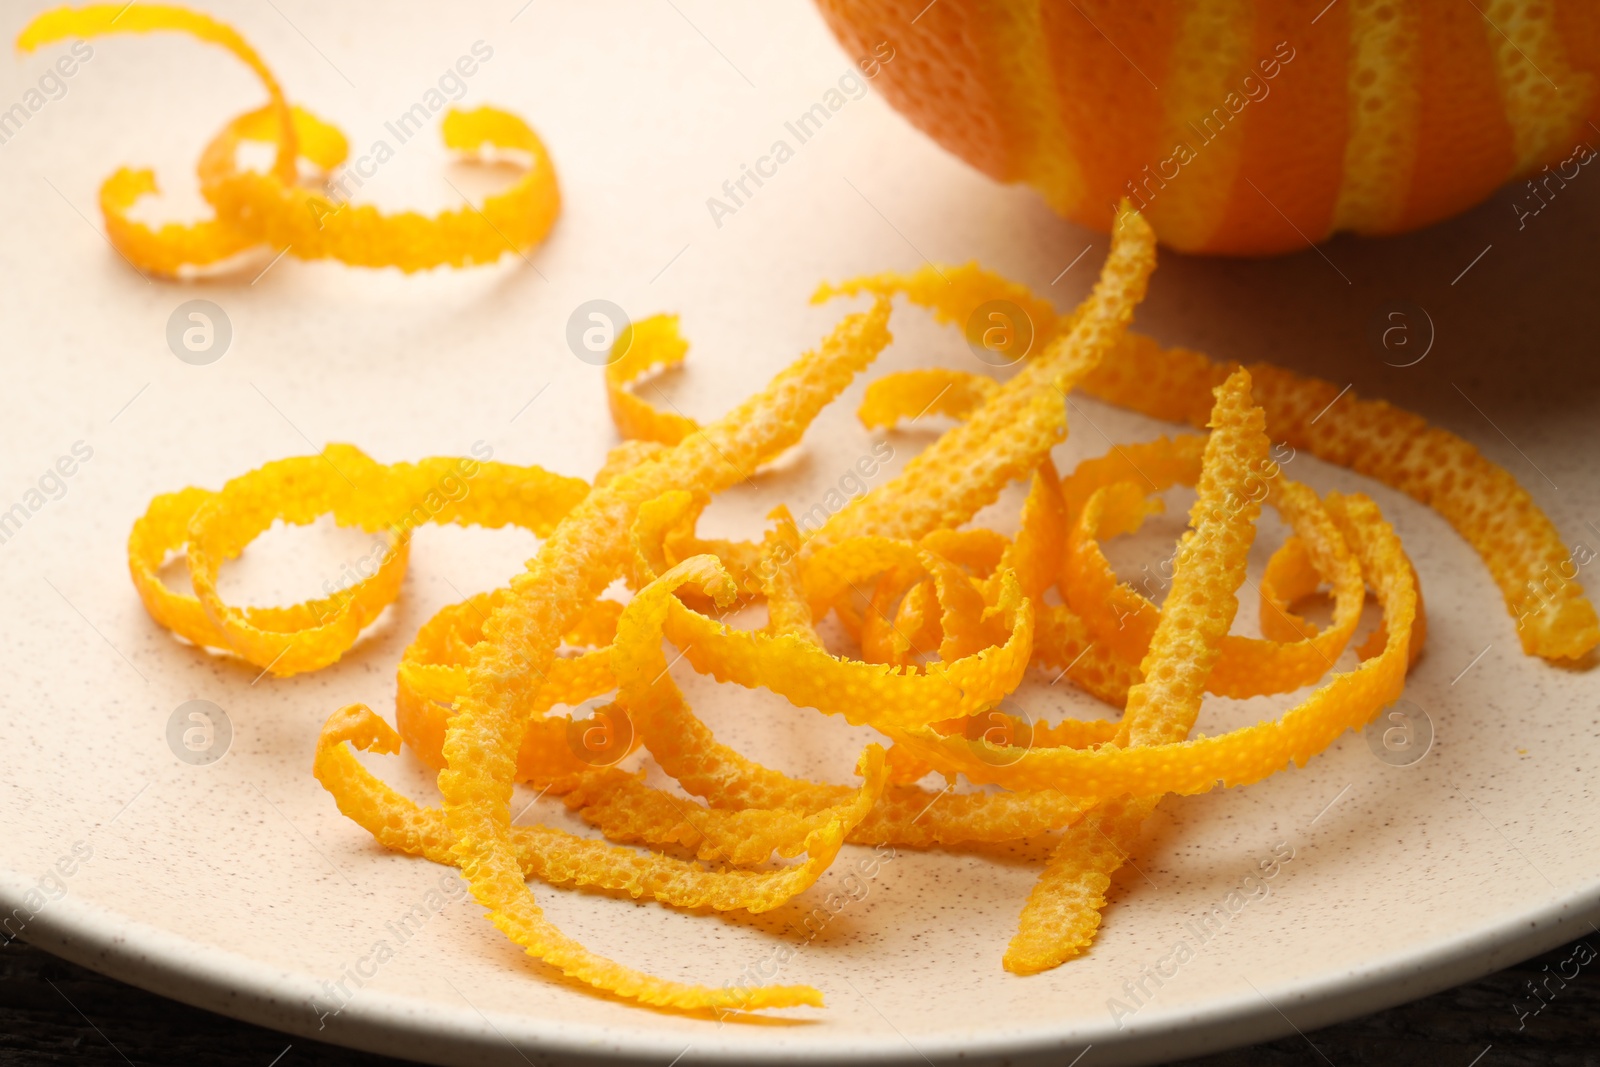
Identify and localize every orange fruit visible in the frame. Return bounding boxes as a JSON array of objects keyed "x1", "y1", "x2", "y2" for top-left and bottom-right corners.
[{"x1": 816, "y1": 0, "x2": 1600, "y2": 254}]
